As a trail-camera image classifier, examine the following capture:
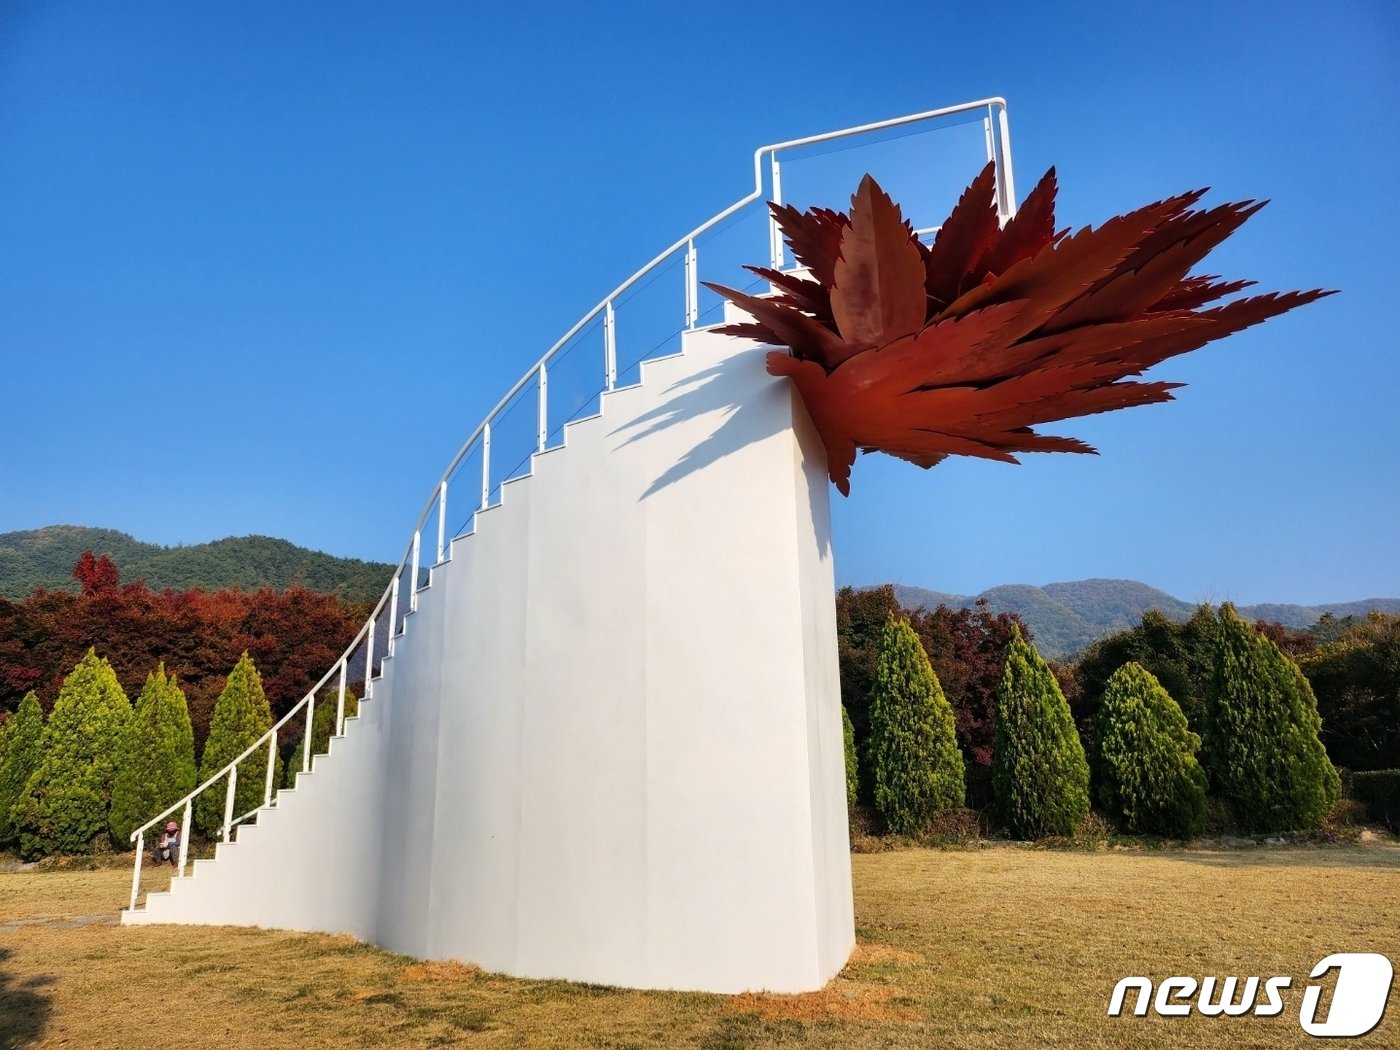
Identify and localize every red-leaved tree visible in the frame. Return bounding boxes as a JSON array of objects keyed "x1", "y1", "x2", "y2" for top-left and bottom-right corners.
[
  {"x1": 0, "y1": 558, "x2": 369, "y2": 752},
  {"x1": 71, "y1": 551, "x2": 120, "y2": 595}
]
